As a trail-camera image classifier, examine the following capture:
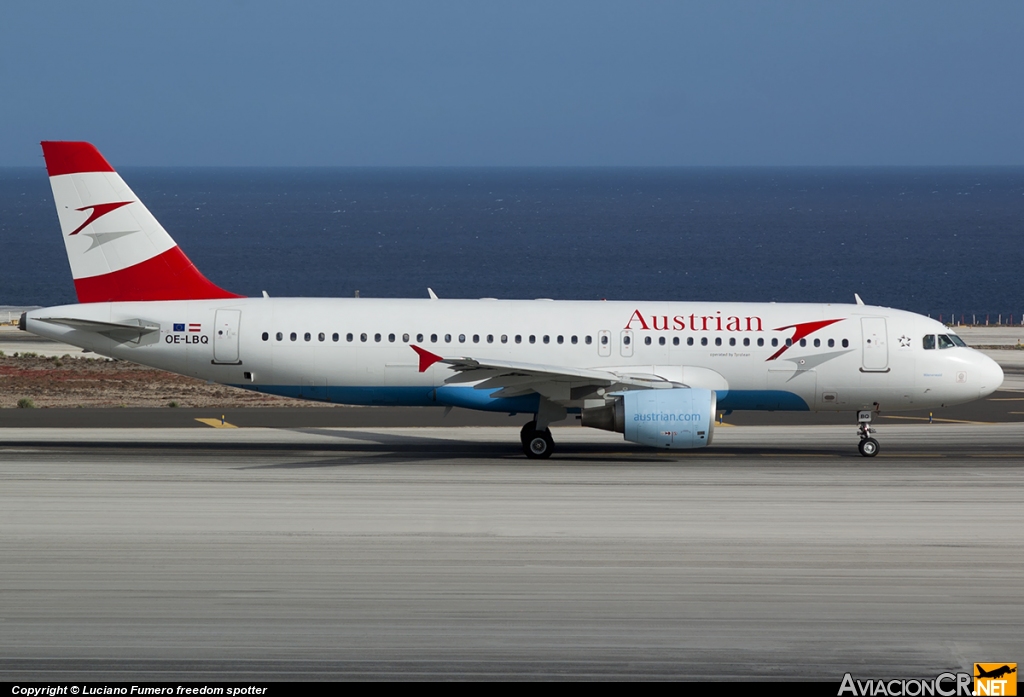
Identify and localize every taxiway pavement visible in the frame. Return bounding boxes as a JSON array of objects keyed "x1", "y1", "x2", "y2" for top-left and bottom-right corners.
[{"x1": 1, "y1": 423, "x2": 1022, "y2": 680}]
